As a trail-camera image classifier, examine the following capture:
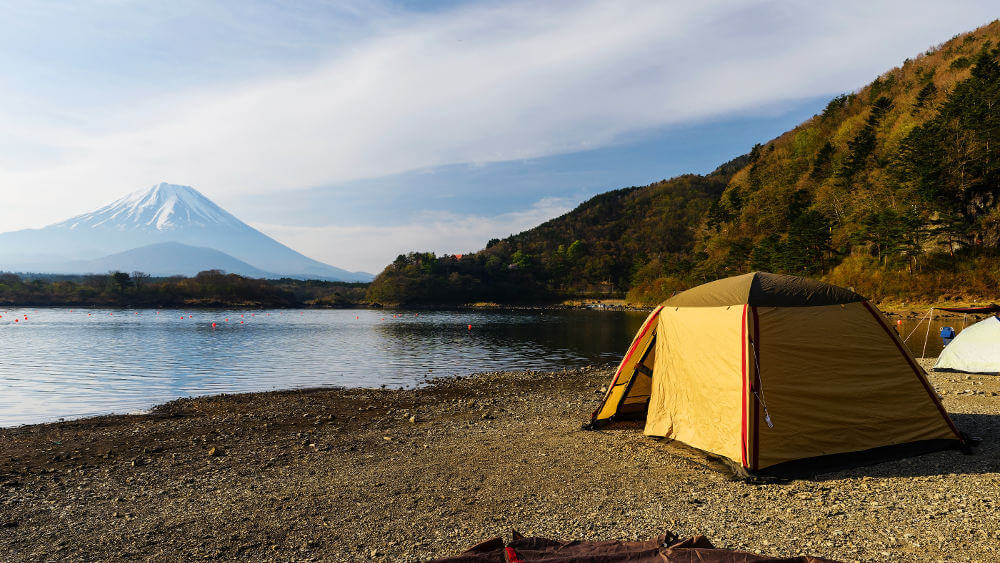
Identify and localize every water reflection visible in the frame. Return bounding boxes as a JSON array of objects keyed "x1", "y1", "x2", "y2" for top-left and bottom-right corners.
[
  {"x1": 0, "y1": 308, "x2": 647, "y2": 426},
  {"x1": 894, "y1": 314, "x2": 984, "y2": 359},
  {"x1": 0, "y1": 307, "x2": 976, "y2": 427}
]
